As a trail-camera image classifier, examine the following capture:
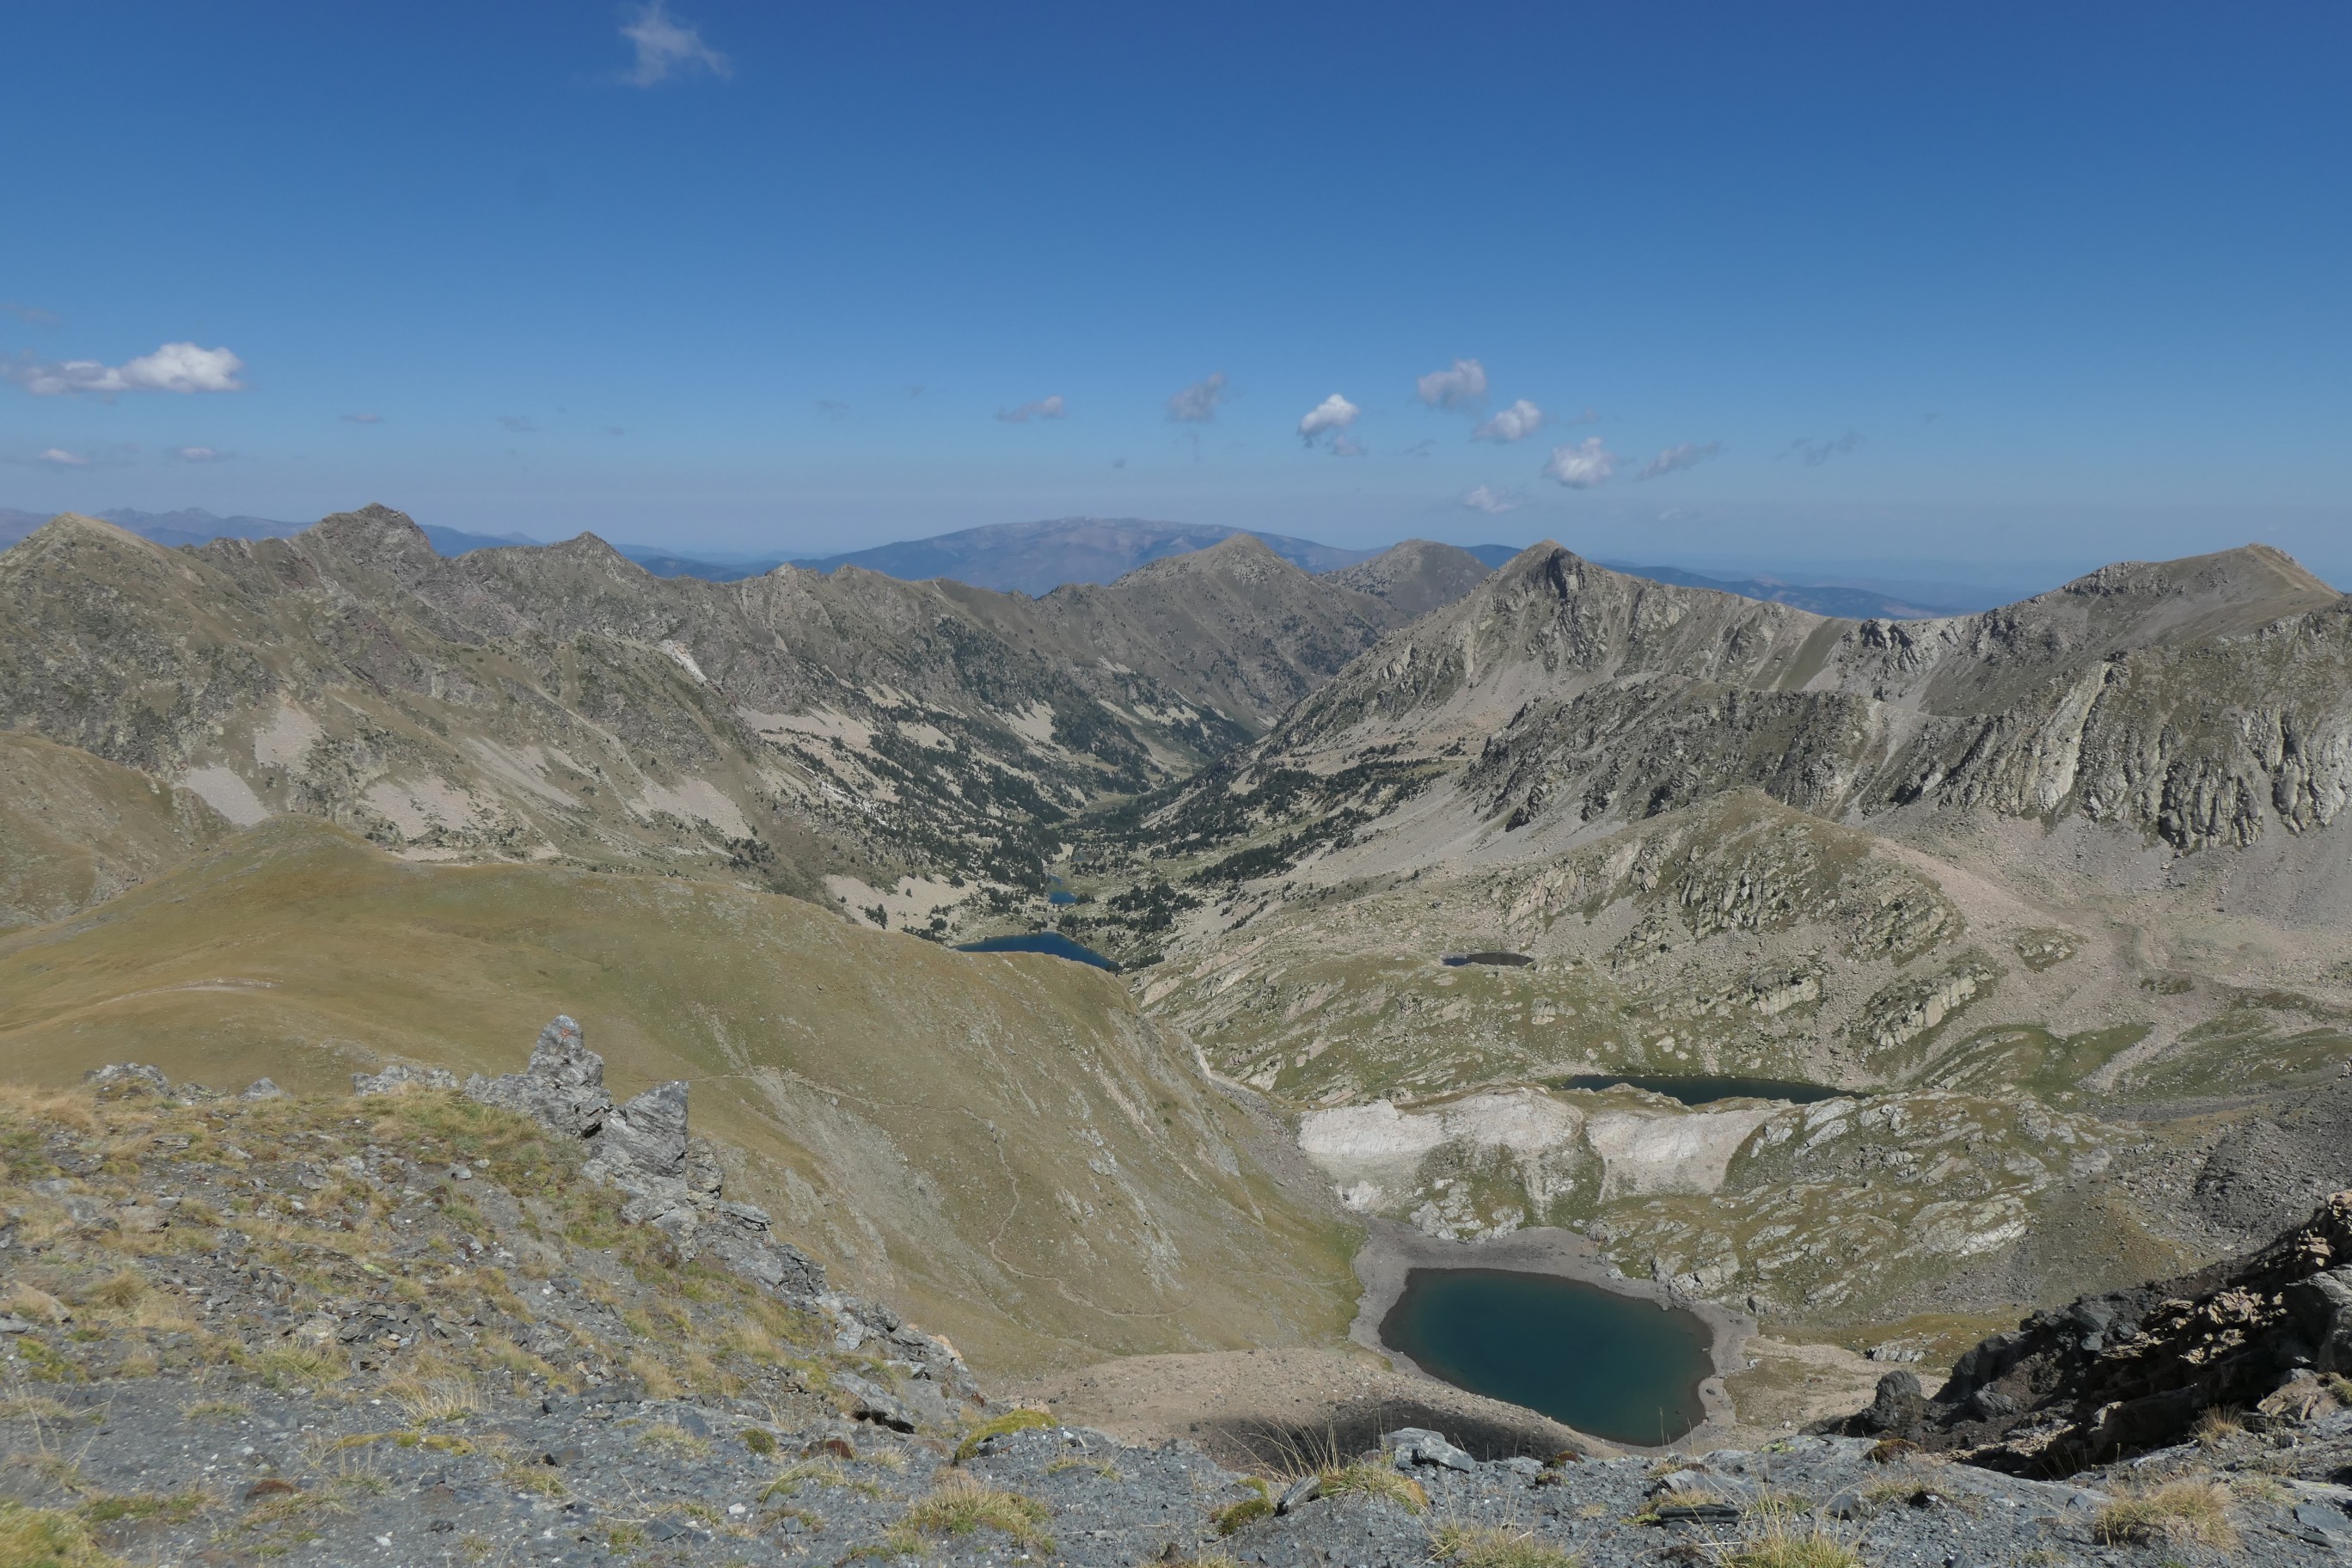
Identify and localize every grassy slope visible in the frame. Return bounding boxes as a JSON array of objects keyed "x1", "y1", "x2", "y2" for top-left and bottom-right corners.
[
  {"x1": 0, "y1": 818, "x2": 1357, "y2": 1376},
  {"x1": 0, "y1": 733, "x2": 231, "y2": 930}
]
